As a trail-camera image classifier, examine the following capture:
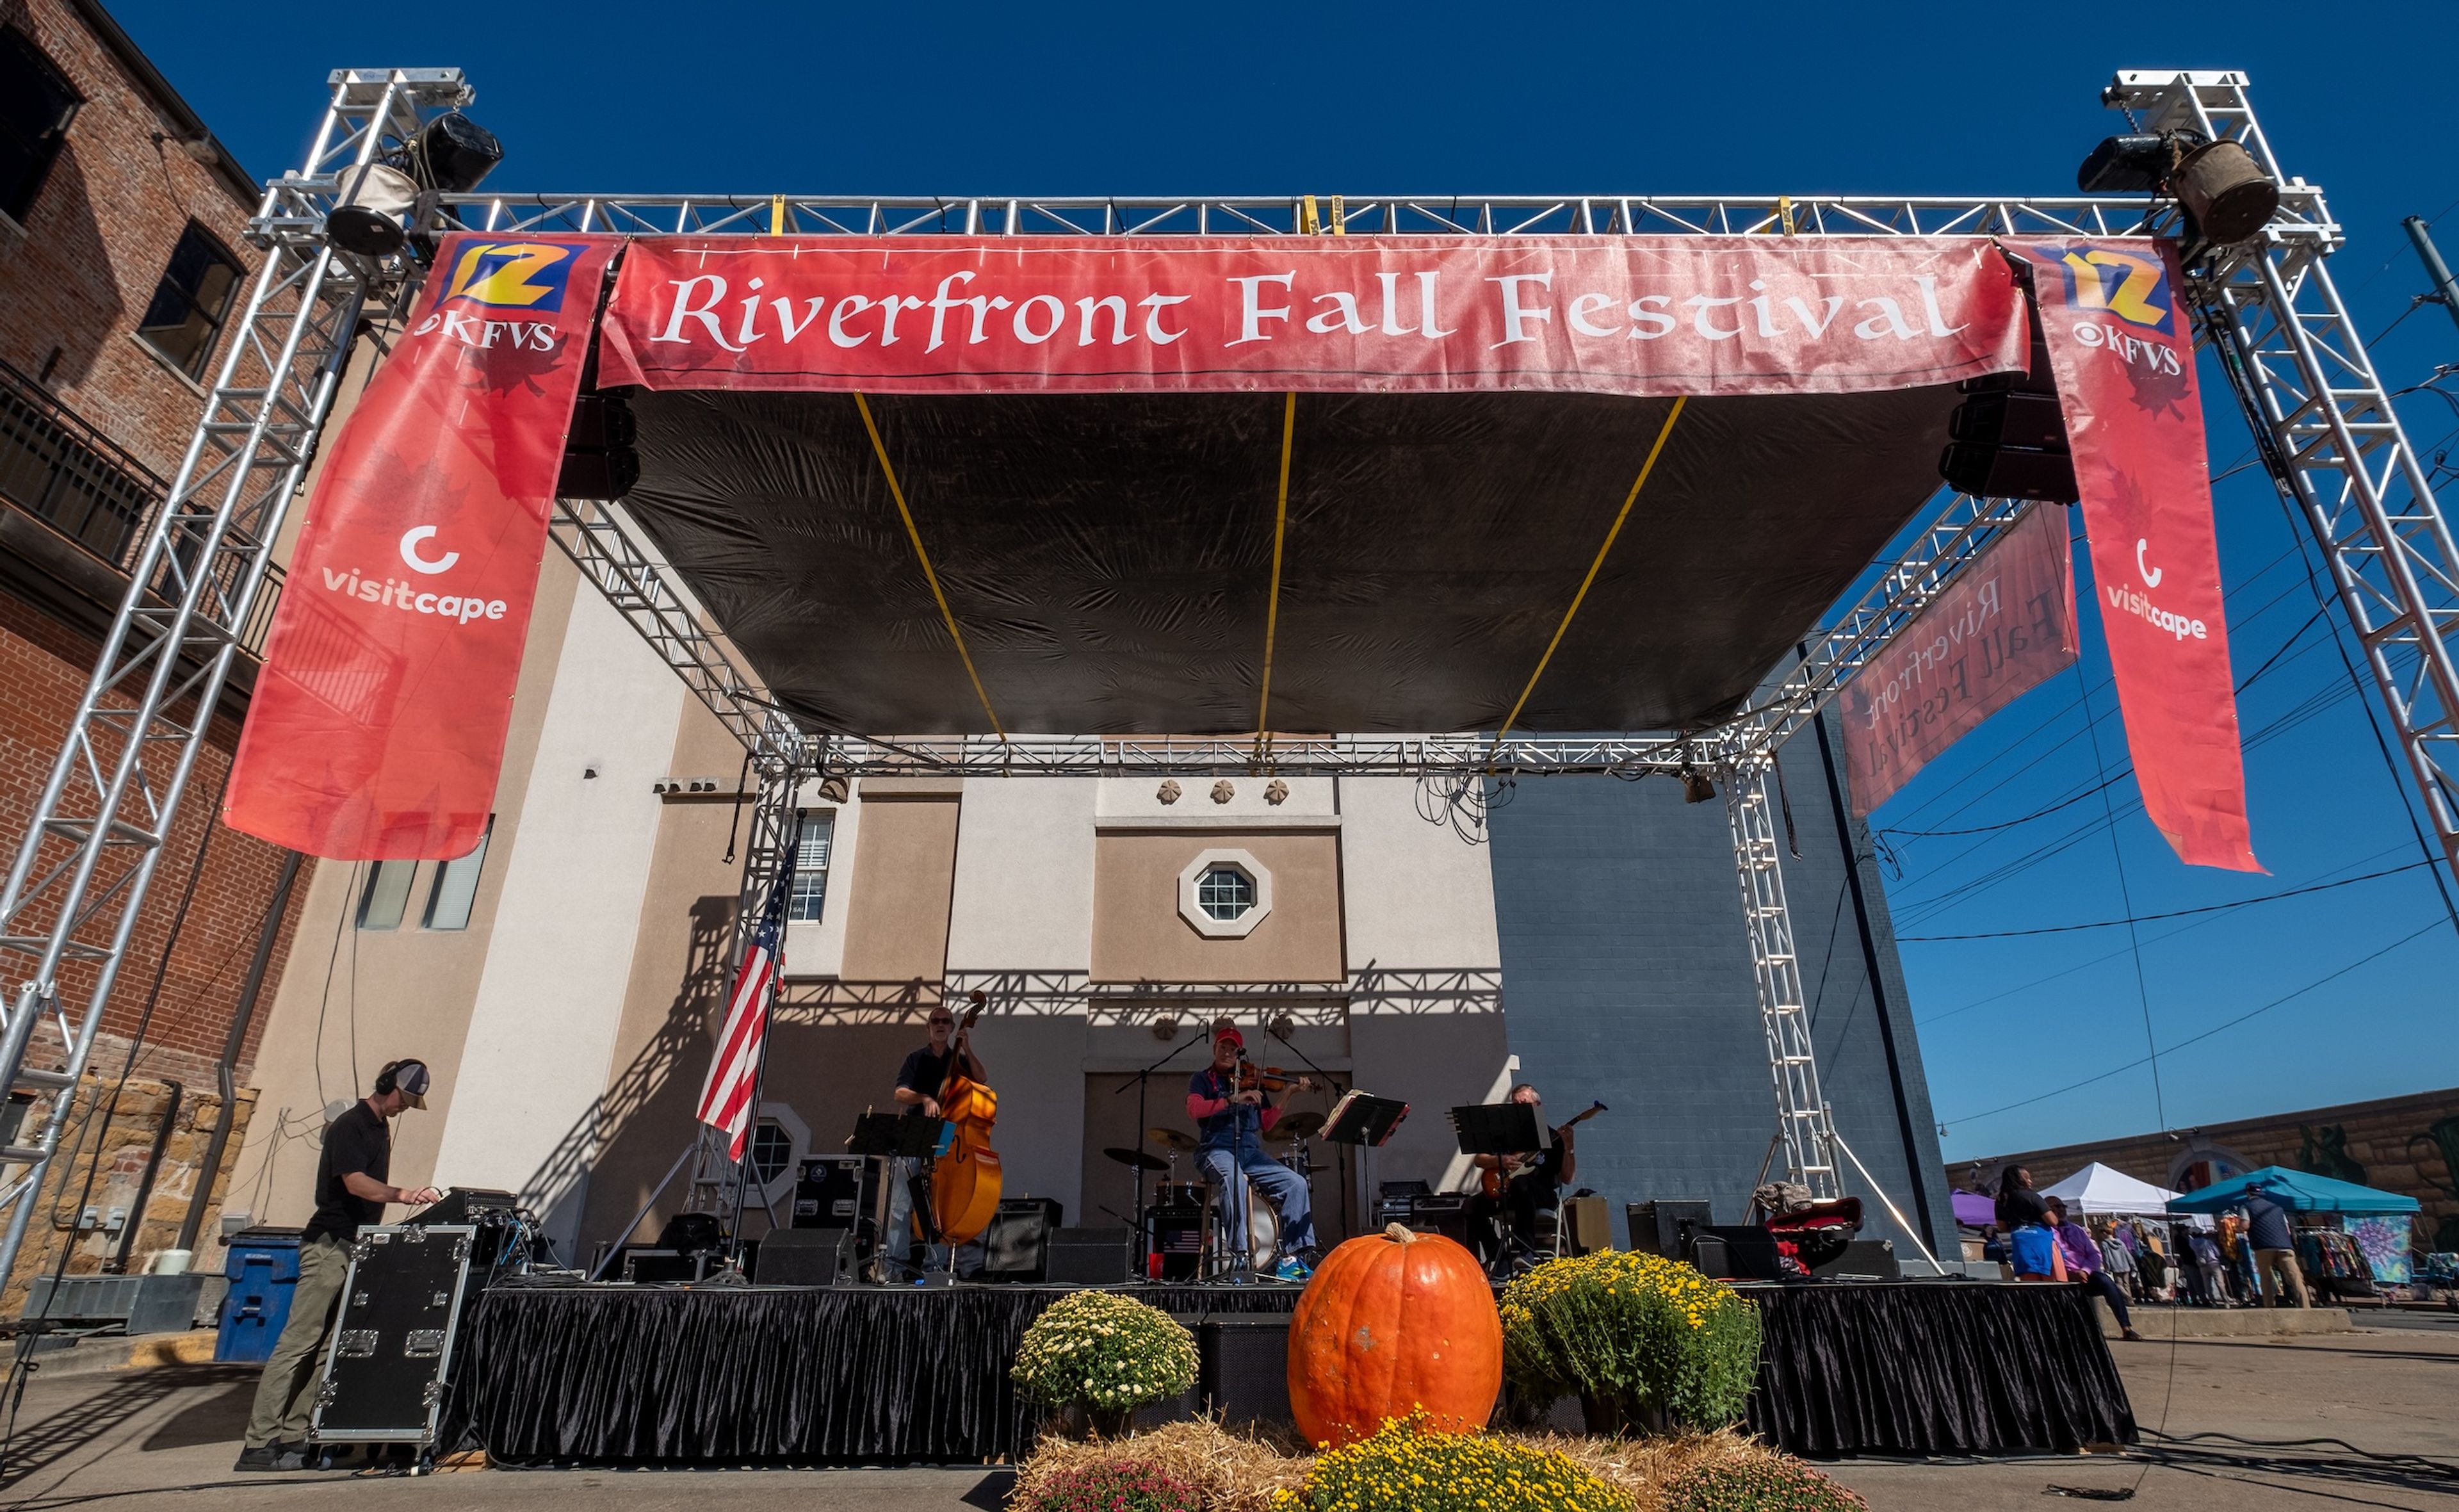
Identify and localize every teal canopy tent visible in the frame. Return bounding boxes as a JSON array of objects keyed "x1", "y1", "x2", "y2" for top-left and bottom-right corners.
[{"x1": 2167, "y1": 1165, "x2": 2421, "y2": 1217}]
